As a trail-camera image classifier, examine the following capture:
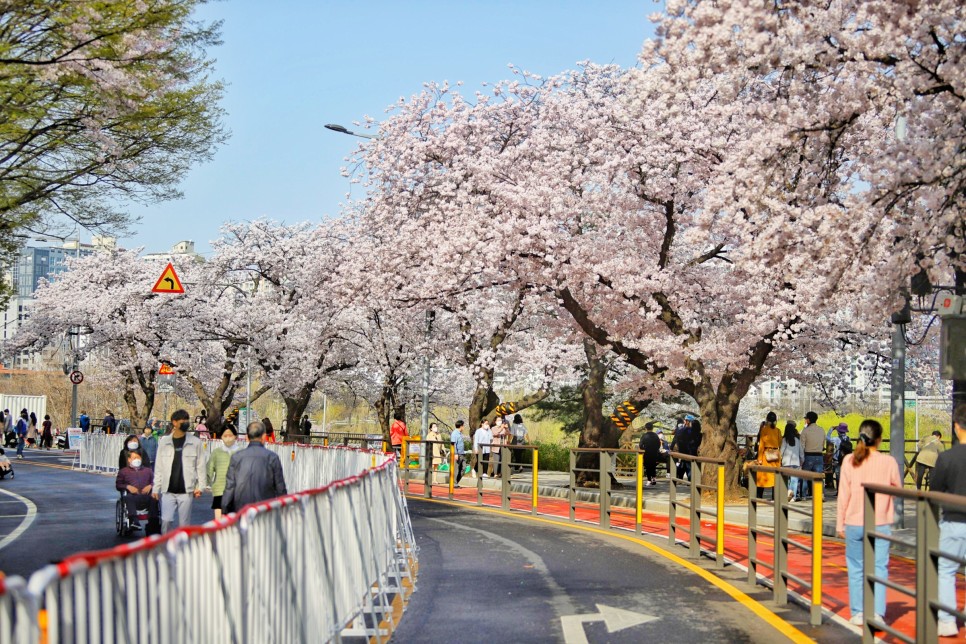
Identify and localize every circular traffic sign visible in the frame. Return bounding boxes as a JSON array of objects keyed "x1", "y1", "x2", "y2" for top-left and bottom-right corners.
[{"x1": 69, "y1": 370, "x2": 84, "y2": 385}]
